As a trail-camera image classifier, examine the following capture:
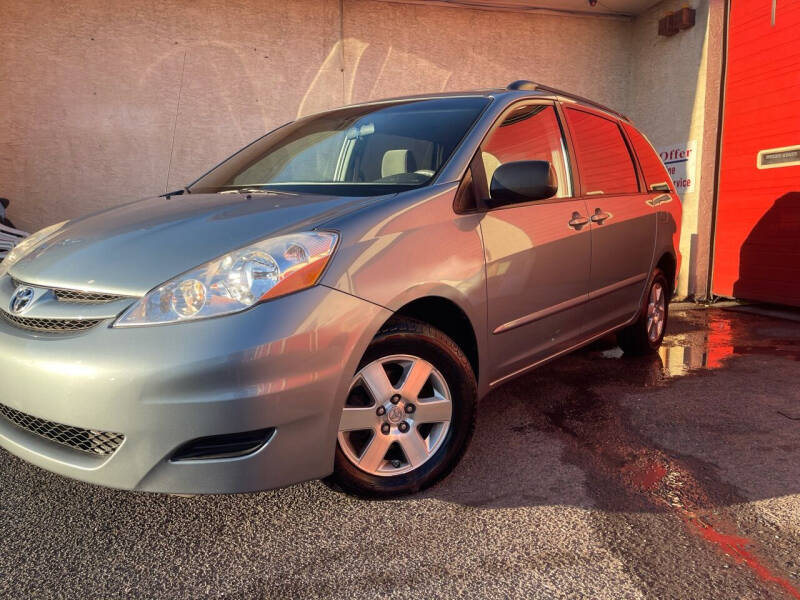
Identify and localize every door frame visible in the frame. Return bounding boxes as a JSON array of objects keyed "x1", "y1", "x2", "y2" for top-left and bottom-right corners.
[{"x1": 466, "y1": 99, "x2": 579, "y2": 211}]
